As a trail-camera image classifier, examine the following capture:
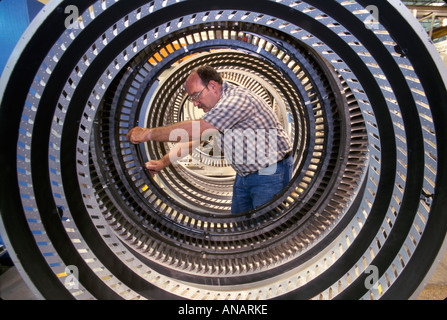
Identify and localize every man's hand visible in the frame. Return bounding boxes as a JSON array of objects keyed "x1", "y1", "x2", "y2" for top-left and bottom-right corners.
[
  {"x1": 145, "y1": 158, "x2": 170, "y2": 176},
  {"x1": 126, "y1": 126, "x2": 150, "y2": 144}
]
